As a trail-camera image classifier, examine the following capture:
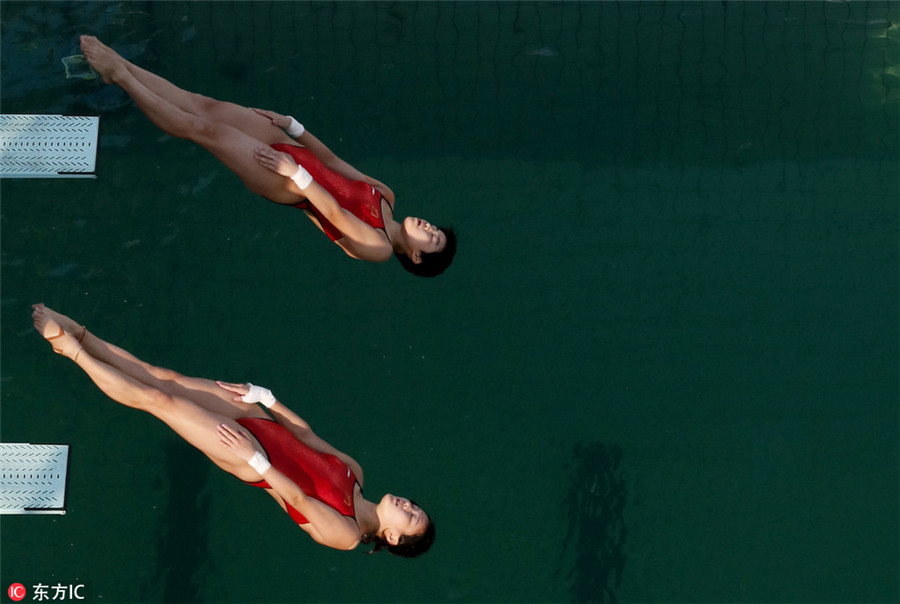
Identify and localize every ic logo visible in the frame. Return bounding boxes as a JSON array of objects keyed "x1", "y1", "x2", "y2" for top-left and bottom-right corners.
[{"x1": 7, "y1": 583, "x2": 26, "y2": 602}]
